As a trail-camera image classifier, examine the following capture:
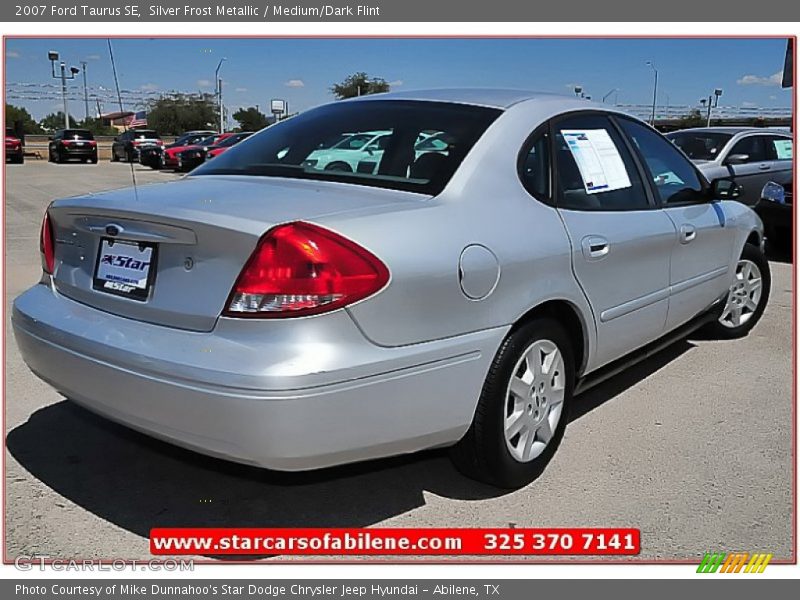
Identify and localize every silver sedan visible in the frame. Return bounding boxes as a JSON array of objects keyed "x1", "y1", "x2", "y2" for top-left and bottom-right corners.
[{"x1": 13, "y1": 90, "x2": 770, "y2": 488}]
